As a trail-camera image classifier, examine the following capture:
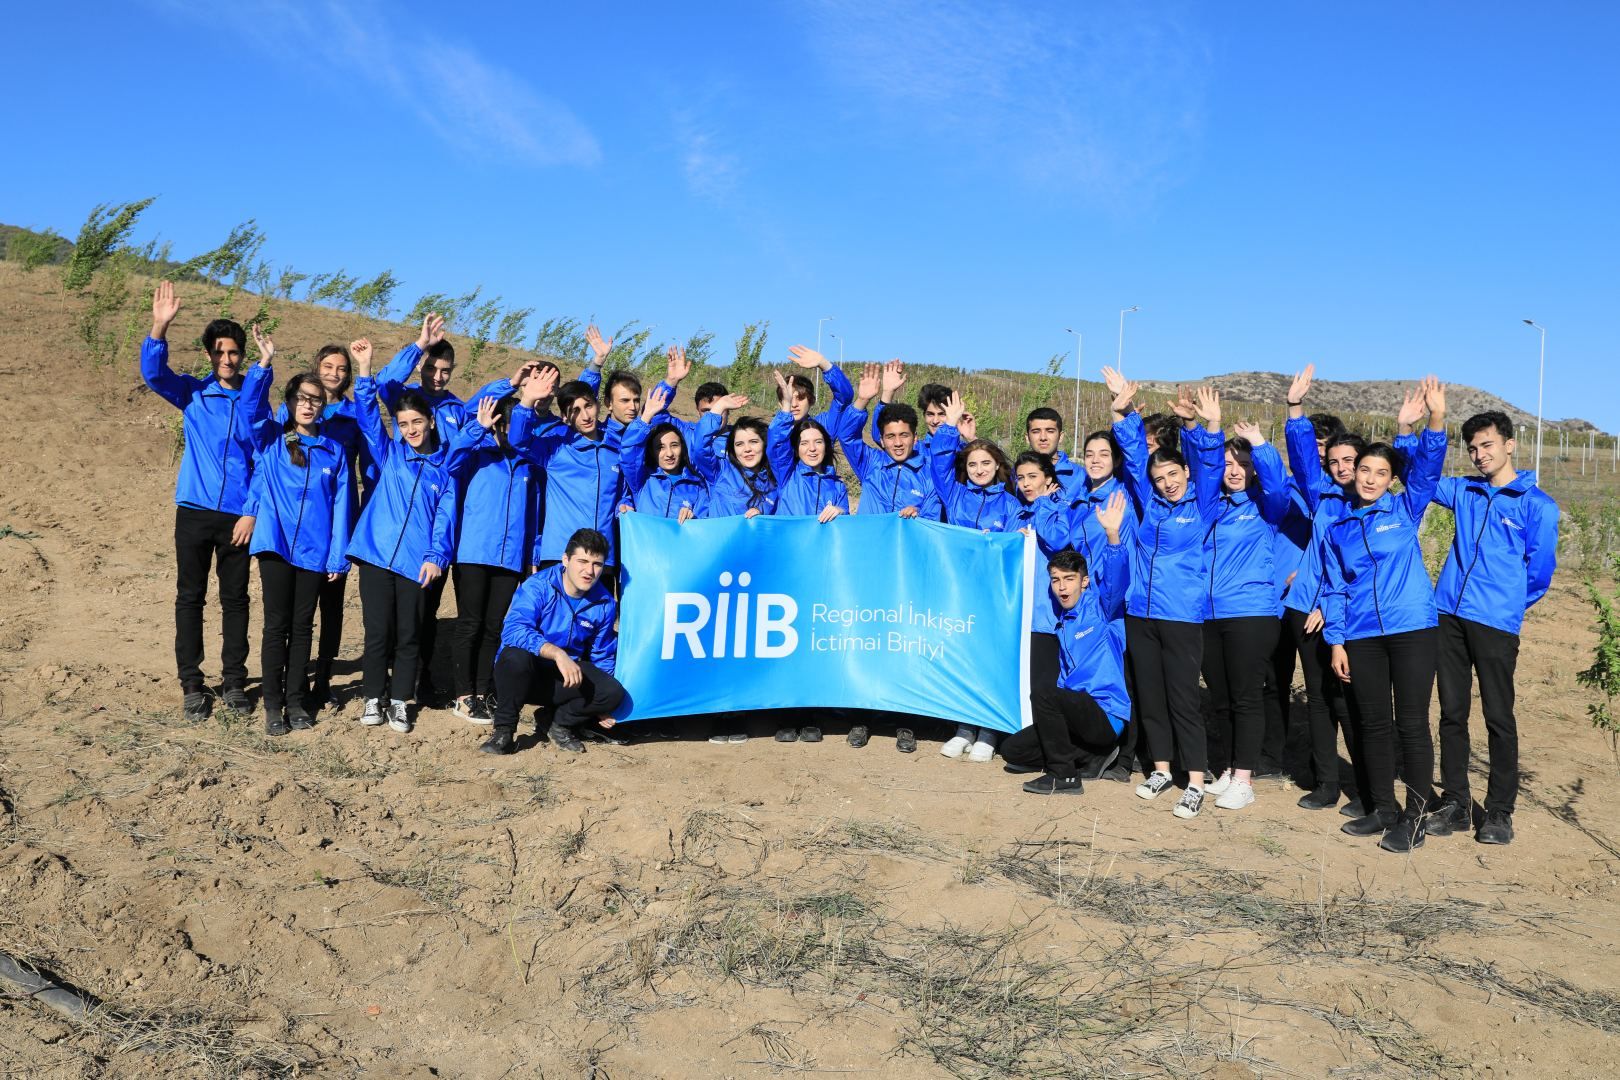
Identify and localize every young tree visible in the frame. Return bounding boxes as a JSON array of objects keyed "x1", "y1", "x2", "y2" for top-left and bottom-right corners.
[
  {"x1": 61, "y1": 197, "x2": 156, "y2": 292},
  {"x1": 496, "y1": 307, "x2": 534, "y2": 349},
  {"x1": 730, "y1": 320, "x2": 769, "y2": 396},
  {"x1": 275, "y1": 265, "x2": 308, "y2": 299},
  {"x1": 1578, "y1": 555, "x2": 1620, "y2": 769},
  {"x1": 465, "y1": 294, "x2": 503, "y2": 366},
  {"x1": 533, "y1": 316, "x2": 587, "y2": 362},
  {"x1": 4, "y1": 227, "x2": 64, "y2": 272},
  {"x1": 309, "y1": 269, "x2": 360, "y2": 309},
  {"x1": 351, "y1": 269, "x2": 401, "y2": 318}
]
